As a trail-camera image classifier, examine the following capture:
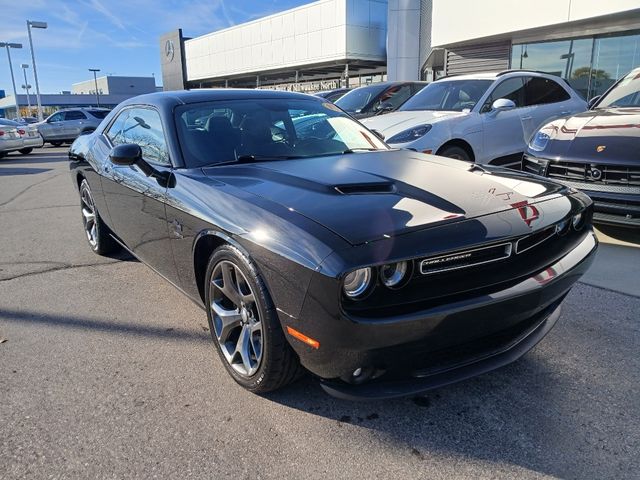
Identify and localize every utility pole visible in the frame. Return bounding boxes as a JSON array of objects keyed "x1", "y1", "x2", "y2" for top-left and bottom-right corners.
[
  {"x1": 89, "y1": 68, "x2": 101, "y2": 107},
  {"x1": 0, "y1": 42, "x2": 23, "y2": 120},
  {"x1": 27, "y1": 20, "x2": 48, "y2": 121}
]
